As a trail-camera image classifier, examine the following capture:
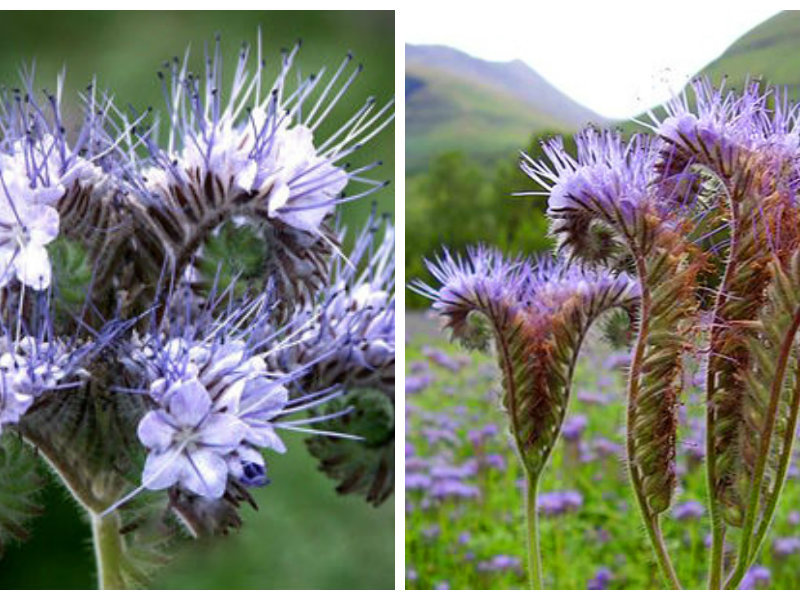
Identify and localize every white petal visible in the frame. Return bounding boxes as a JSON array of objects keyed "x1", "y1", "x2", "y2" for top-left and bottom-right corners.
[
  {"x1": 234, "y1": 160, "x2": 257, "y2": 191},
  {"x1": 15, "y1": 244, "x2": 51, "y2": 290},
  {"x1": 266, "y1": 181, "x2": 291, "y2": 216},
  {"x1": 137, "y1": 411, "x2": 176, "y2": 452},
  {"x1": 25, "y1": 204, "x2": 60, "y2": 245},
  {"x1": 197, "y1": 413, "x2": 246, "y2": 449},
  {"x1": 245, "y1": 423, "x2": 287, "y2": 453},
  {"x1": 142, "y1": 450, "x2": 184, "y2": 490},
  {"x1": 32, "y1": 185, "x2": 65, "y2": 207},
  {"x1": 165, "y1": 378, "x2": 212, "y2": 428},
  {"x1": 216, "y1": 377, "x2": 246, "y2": 413},
  {"x1": 181, "y1": 448, "x2": 228, "y2": 498}
]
